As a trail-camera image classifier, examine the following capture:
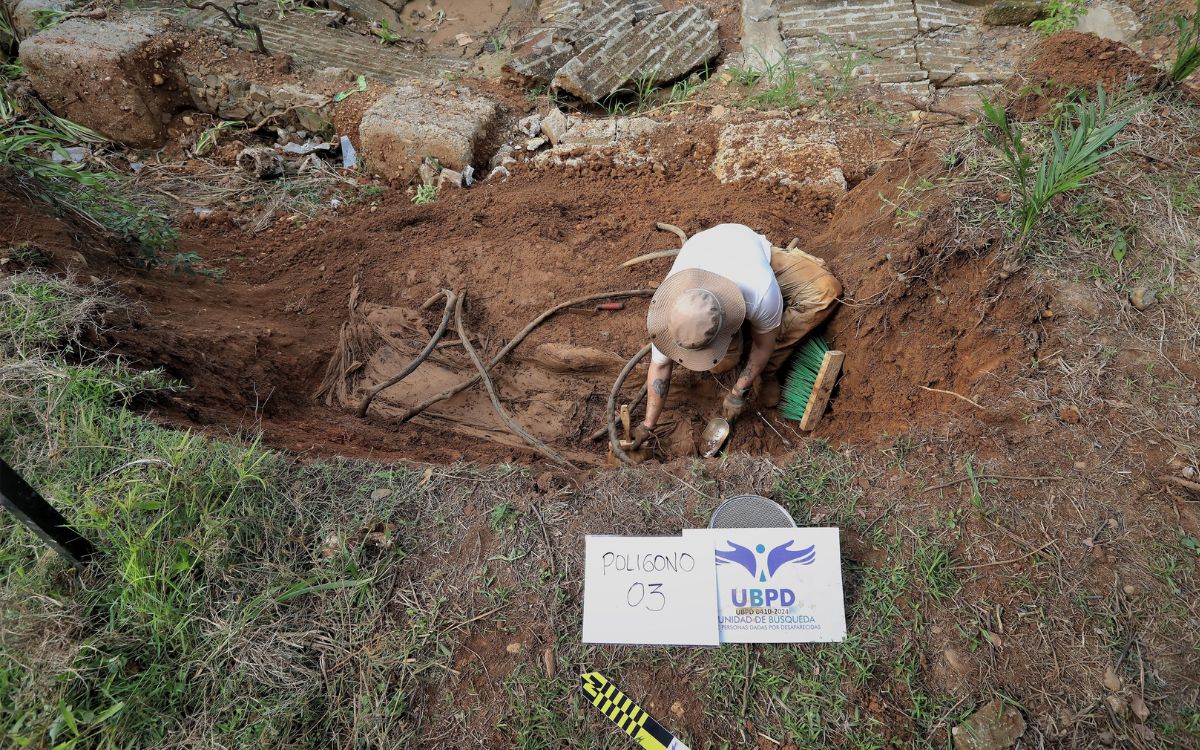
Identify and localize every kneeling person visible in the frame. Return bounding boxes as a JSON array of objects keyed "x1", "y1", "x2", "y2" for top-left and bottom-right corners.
[{"x1": 630, "y1": 223, "x2": 841, "y2": 449}]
